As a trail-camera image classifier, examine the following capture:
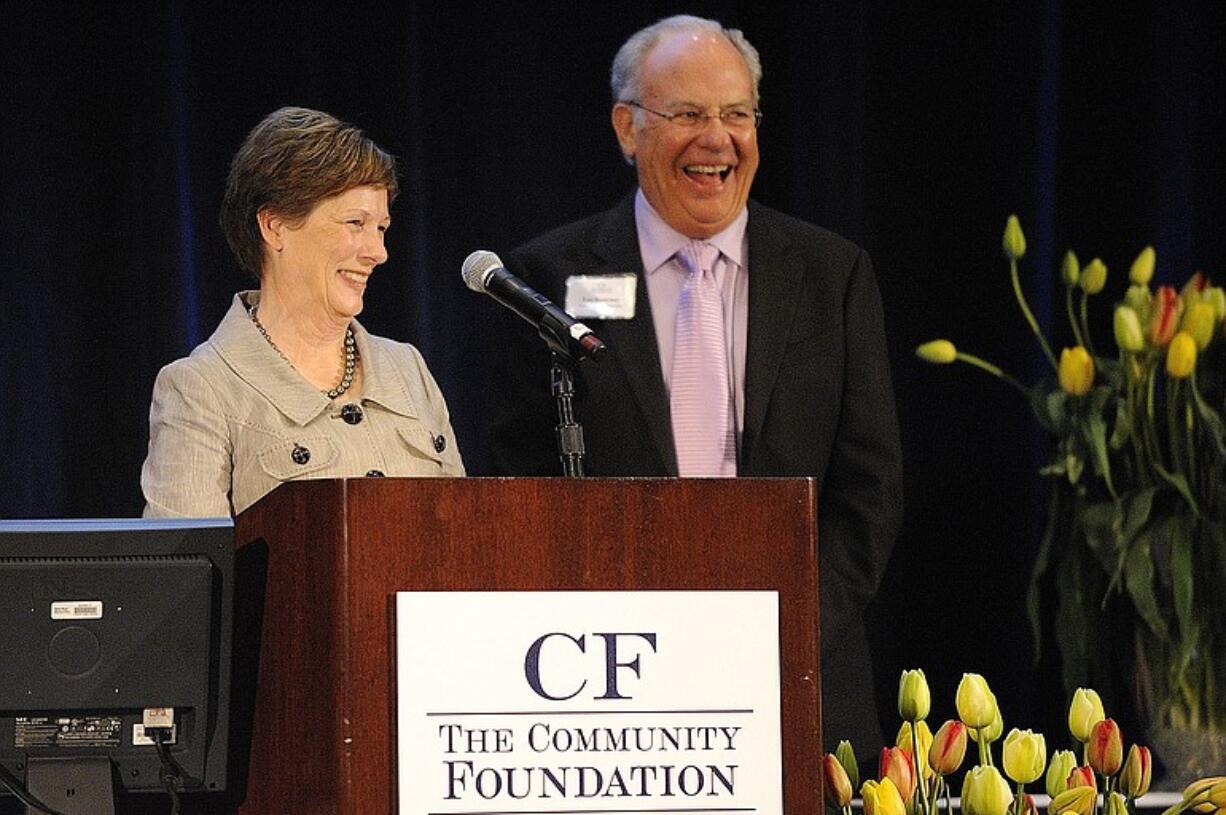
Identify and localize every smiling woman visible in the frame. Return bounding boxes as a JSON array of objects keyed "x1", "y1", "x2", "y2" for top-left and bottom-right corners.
[{"x1": 140, "y1": 107, "x2": 465, "y2": 518}]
